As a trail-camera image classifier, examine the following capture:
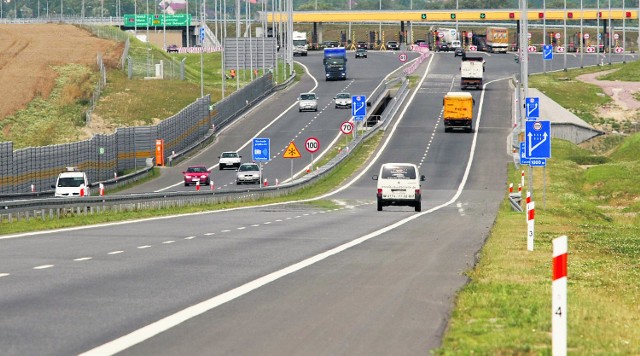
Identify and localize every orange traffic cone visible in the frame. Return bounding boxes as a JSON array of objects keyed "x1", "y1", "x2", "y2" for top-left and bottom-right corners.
[
  {"x1": 196, "y1": 180, "x2": 201, "y2": 191},
  {"x1": 263, "y1": 178, "x2": 268, "y2": 187},
  {"x1": 99, "y1": 183, "x2": 105, "y2": 196},
  {"x1": 210, "y1": 180, "x2": 215, "y2": 190}
]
